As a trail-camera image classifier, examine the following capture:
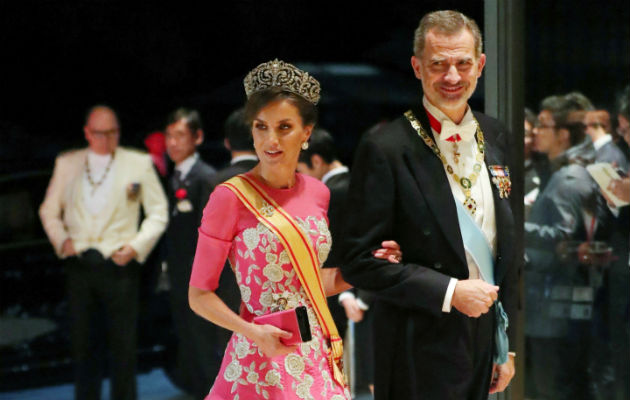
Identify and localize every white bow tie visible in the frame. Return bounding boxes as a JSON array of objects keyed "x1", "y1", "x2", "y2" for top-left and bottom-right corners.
[{"x1": 439, "y1": 119, "x2": 478, "y2": 143}]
